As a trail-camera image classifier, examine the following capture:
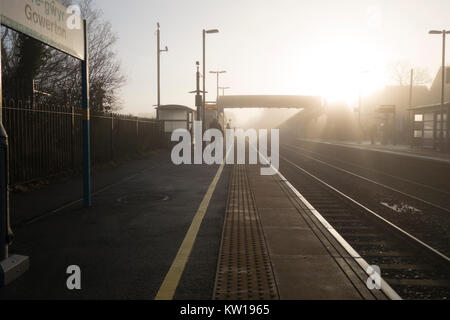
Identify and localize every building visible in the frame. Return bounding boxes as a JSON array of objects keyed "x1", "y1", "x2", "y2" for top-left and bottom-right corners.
[
  {"x1": 408, "y1": 67, "x2": 450, "y2": 149},
  {"x1": 362, "y1": 66, "x2": 450, "y2": 147},
  {"x1": 428, "y1": 66, "x2": 450, "y2": 103},
  {"x1": 157, "y1": 105, "x2": 195, "y2": 140},
  {"x1": 410, "y1": 102, "x2": 449, "y2": 148},
  {"x1": 363, "y1": 85, "x2": 431, "y2": 143}
]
